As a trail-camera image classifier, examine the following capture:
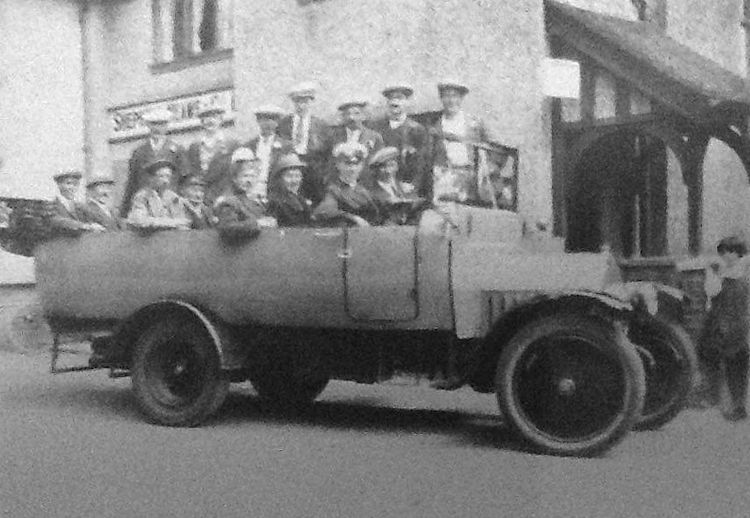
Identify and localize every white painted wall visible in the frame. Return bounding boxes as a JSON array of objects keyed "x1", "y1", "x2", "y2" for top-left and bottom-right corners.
[{"x1": 0, "y1": 0, "x2": 84, "y2": 200}]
